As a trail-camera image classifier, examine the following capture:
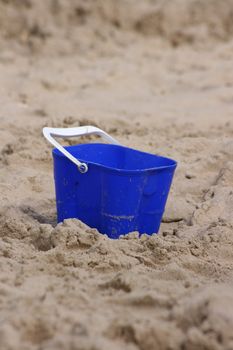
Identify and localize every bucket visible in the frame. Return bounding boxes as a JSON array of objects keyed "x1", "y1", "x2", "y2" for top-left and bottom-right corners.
[{"x1": 43, "y1": 126, "x2": 177, "y2": 239}]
